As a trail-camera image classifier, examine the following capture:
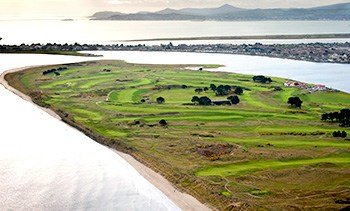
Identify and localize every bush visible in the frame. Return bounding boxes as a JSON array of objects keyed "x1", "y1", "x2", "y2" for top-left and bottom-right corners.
[
  {"x1": 333, "y1": 131, "x2": 347, "y2": 138},
  {"x1": 198, "y1": 96, "x2": 212, "y2": 105},
  {"x1": 156, "y1": 96, "x2": 165, "y2": 104},
  {"x1": 288, "y1": 96, "x2": 303, "y2": 108},
  {"x1": 253, "y1": 75, "x2": 272, "y2": 83},
  {"x1": 227, "y1": 95, "x2": 240, "y2": 105},
  {"x1": 159, "y1": 119, "x2": 167, "y2": 126}
]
